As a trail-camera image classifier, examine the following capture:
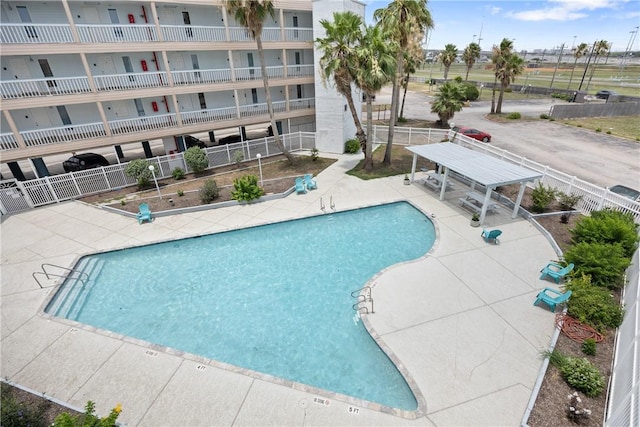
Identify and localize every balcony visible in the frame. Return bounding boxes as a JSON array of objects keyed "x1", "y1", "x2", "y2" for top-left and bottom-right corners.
[
  {"x1": 0, "y1": 24, "x2": 74, "y2": 44},
  {"x1": 1, "y1": 76, "x2": 92, "y2": 99},
  {"x1": 1, "y1": 133, "x2": 19, "y2": 151},
  {"x1": 160, "y1": 25, "x2": 226, "y2": 42},
  {"x1": 76, "y1": 24, "x2": 158, "y2": 43},
  {"x1": 172, "y1": 68, "x2": 232, "y2": 85},
  {"x1": 94, "y1": 72, "x2": 169, "y2": 91}
]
